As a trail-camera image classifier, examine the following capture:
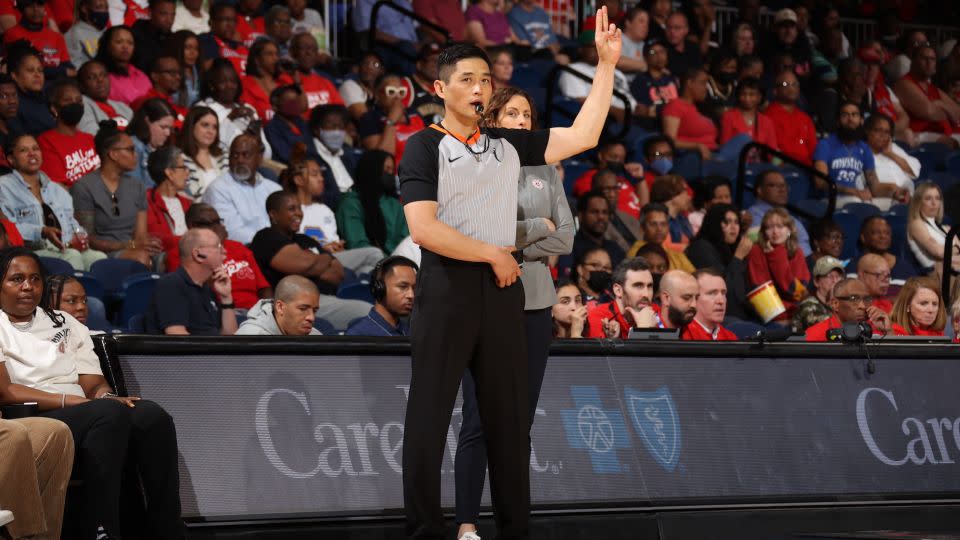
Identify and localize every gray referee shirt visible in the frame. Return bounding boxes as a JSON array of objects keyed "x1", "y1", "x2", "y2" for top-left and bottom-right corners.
[
  {"x1": 399, "y1": 125, "x2": 550, "y2": 249},
  {"x1": 515, "y1": 165, "x2": 574, "y2": 310}
]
